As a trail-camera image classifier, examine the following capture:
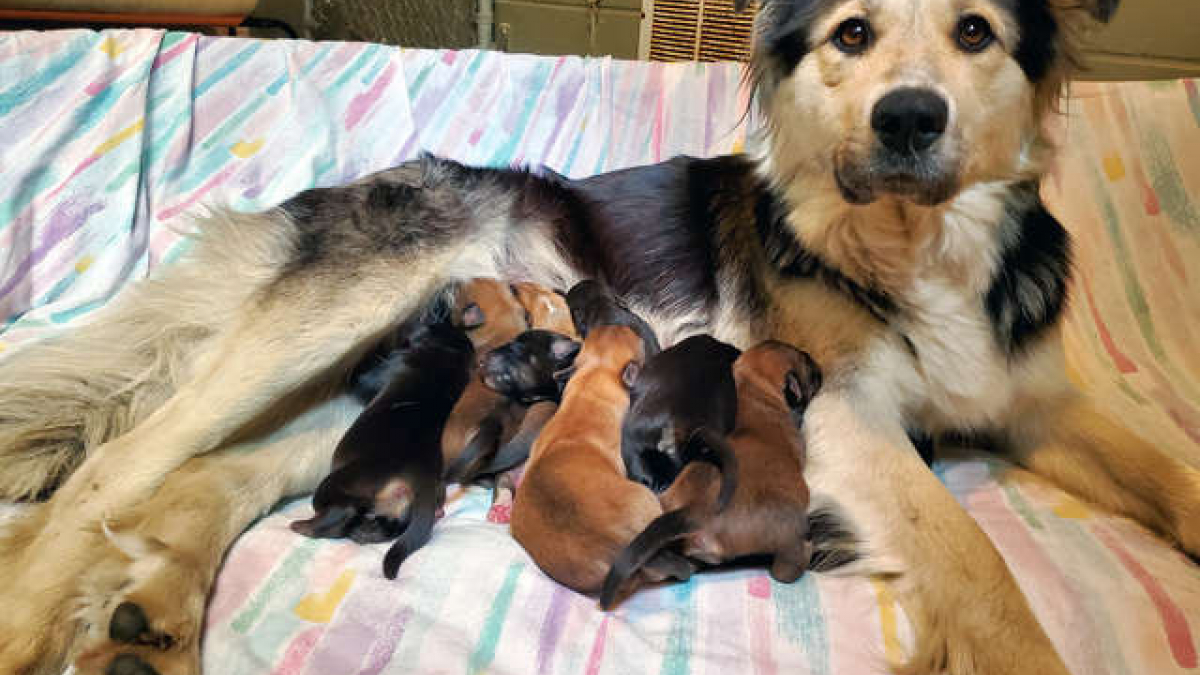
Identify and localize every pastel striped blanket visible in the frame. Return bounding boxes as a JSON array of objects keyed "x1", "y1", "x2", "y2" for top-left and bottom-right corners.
[{"x1": 1, "y1": 30, "x2": 1197, "y2": 675}]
